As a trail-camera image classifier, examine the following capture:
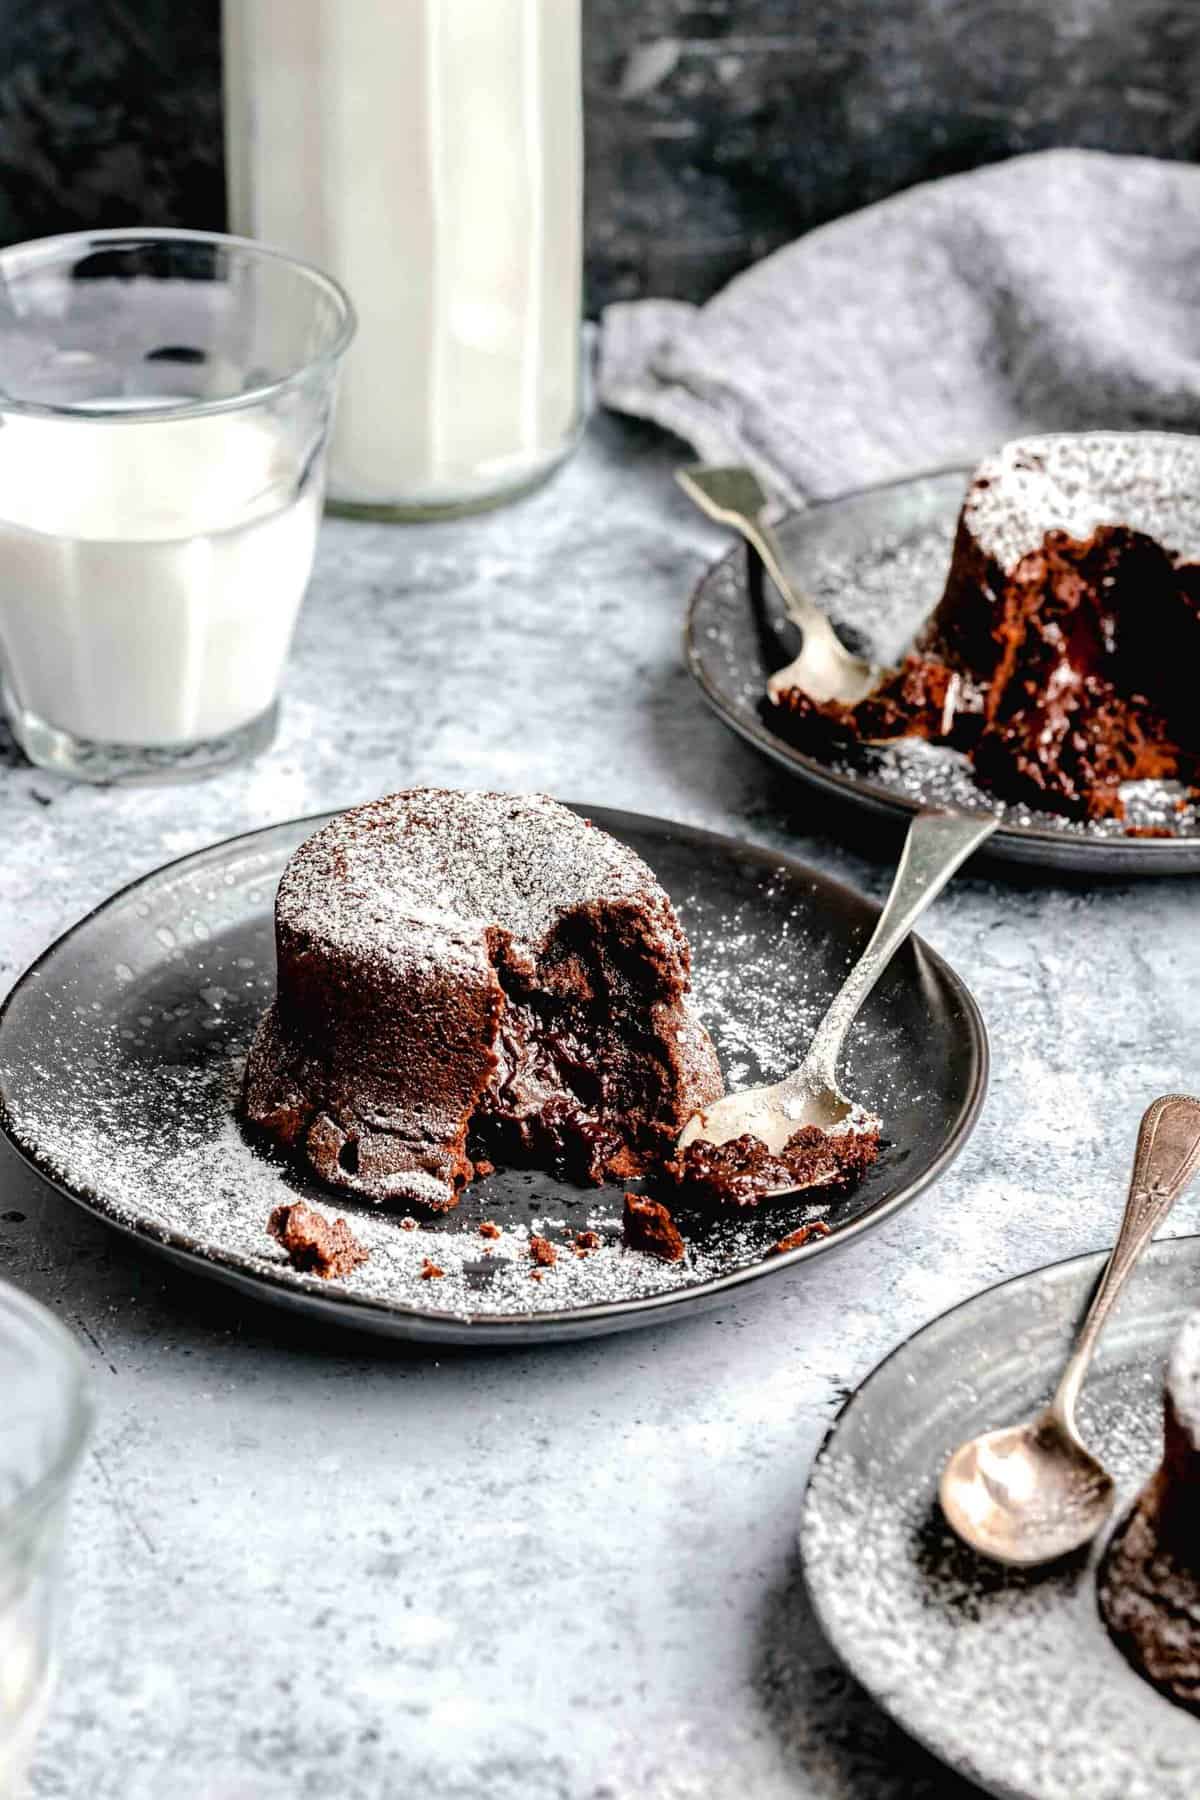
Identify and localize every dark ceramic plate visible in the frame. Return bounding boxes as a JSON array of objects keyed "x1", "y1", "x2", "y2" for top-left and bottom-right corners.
[
  {"x1": 686, "y1": 467, "x2": 1200, "y2": 874},
  {"x1": 801, "y1": 1235, "x2": 1200, "y2": 1800},
  {"x1": 0, "y1": 806, "x2": 986, "y2": 1345}
]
